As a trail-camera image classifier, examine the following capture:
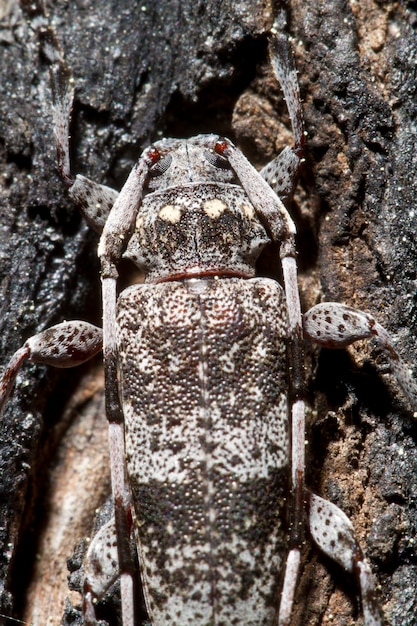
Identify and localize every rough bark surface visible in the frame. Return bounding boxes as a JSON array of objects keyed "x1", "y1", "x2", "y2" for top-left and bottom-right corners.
[{"x1": 0, "y1": 0, "x2": 416, "y2": 625}]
